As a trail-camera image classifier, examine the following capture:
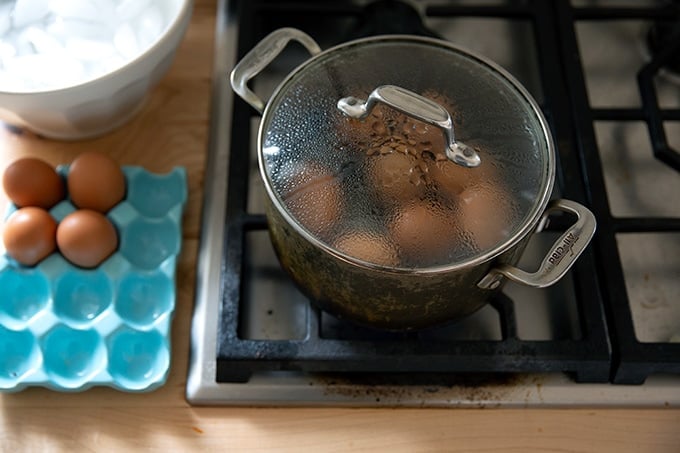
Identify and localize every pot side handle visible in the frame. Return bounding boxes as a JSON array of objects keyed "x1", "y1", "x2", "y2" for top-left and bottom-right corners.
[
  {"x1": 230, "y1": 28, "x2": 322, "y2": 114},
  {"x1": 477, "y1": 199, "x2": 596, "y2": 290}
]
